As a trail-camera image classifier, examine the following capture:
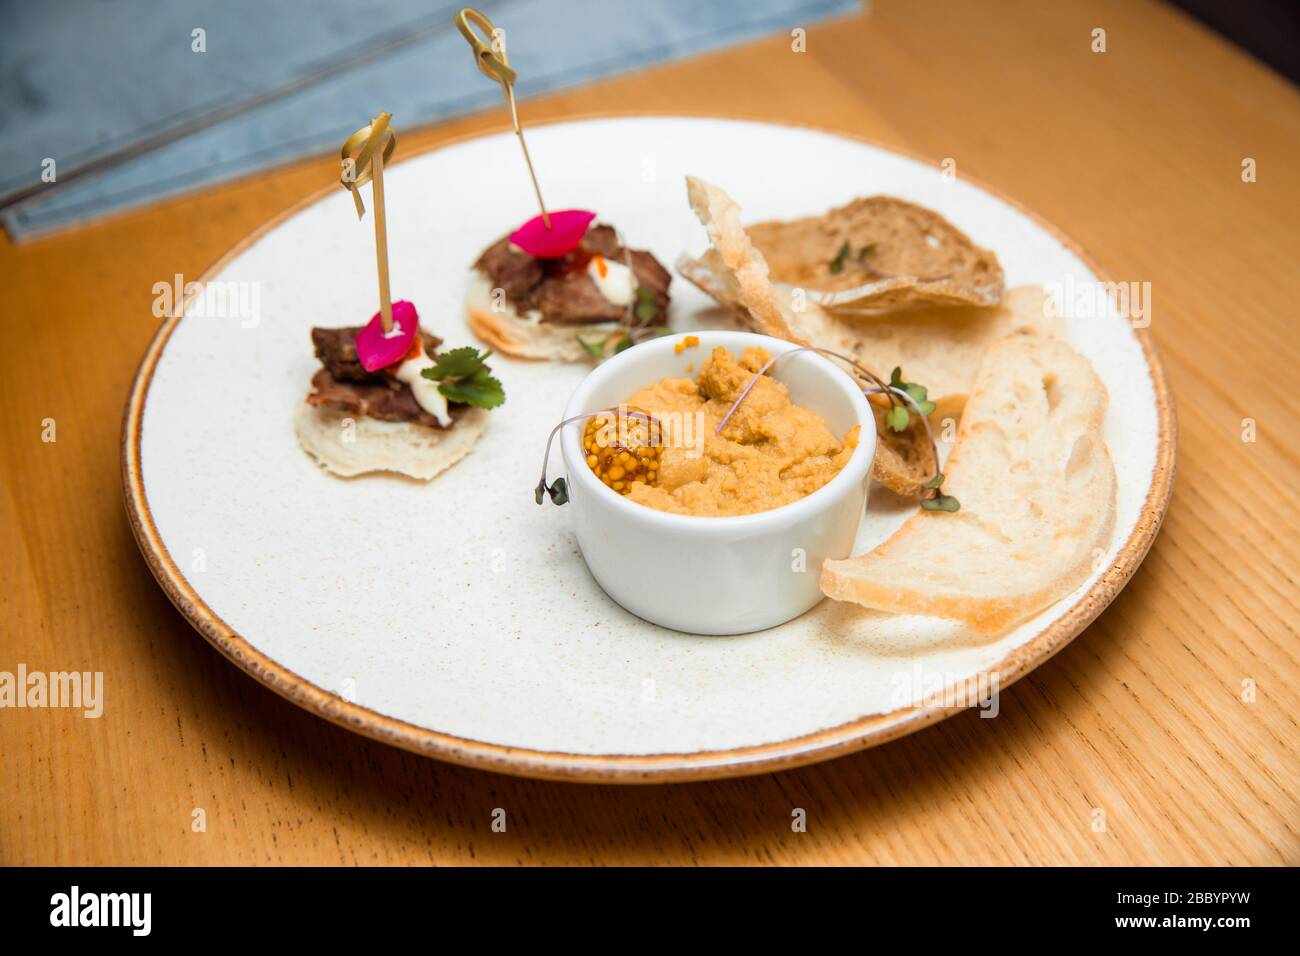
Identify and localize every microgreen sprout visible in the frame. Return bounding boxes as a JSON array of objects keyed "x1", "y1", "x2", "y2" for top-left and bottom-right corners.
[
  {"x1": 534, "y1": 408, "x2": 658, "y2": 507},
  {"x1": 714, "y1": 346, "x2": 958, "y2": 511}
]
